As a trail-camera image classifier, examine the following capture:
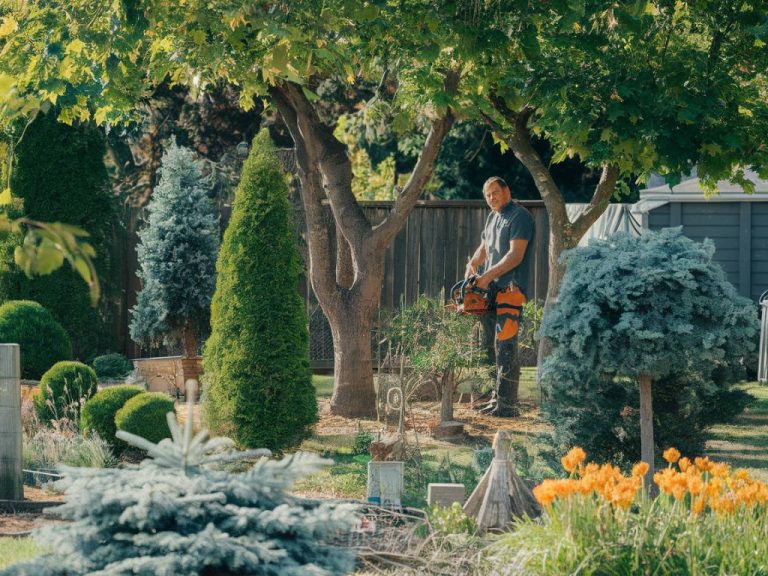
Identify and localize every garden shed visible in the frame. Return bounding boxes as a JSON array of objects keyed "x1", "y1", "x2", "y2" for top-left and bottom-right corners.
[{"x1": 632, "y1": 170, "x2": 768, "y2": 302}]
